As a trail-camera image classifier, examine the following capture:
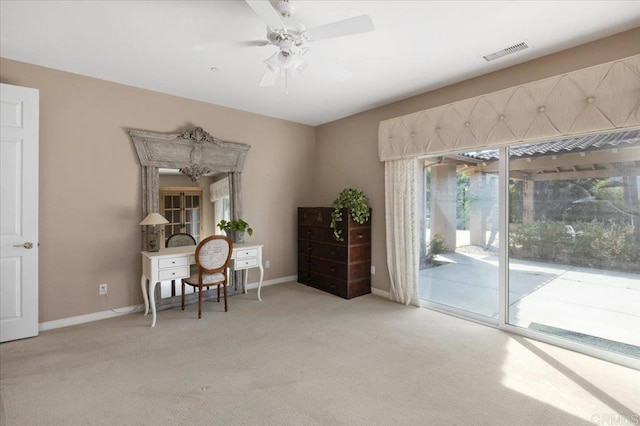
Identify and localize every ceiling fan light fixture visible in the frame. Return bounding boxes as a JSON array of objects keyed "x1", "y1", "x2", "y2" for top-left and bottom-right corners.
[
  {"x1": 289, "y1": 56, "x2": 307, "y2": 78},
  {"x1": 277, "y1": 50, "x2": 296, "y2": 68},
  {"x1": 277, "y1": 0, "x2": 295, "y2": 18},
  {"x1": 264, "y1": 52, "x2": 279, "y2": 72},
  {"x1": 266, "y1": 29, "x2": 281, "y2": 44},
  {"x1": 243, "y1": 0, "x2": 374, "y2": 90}
]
